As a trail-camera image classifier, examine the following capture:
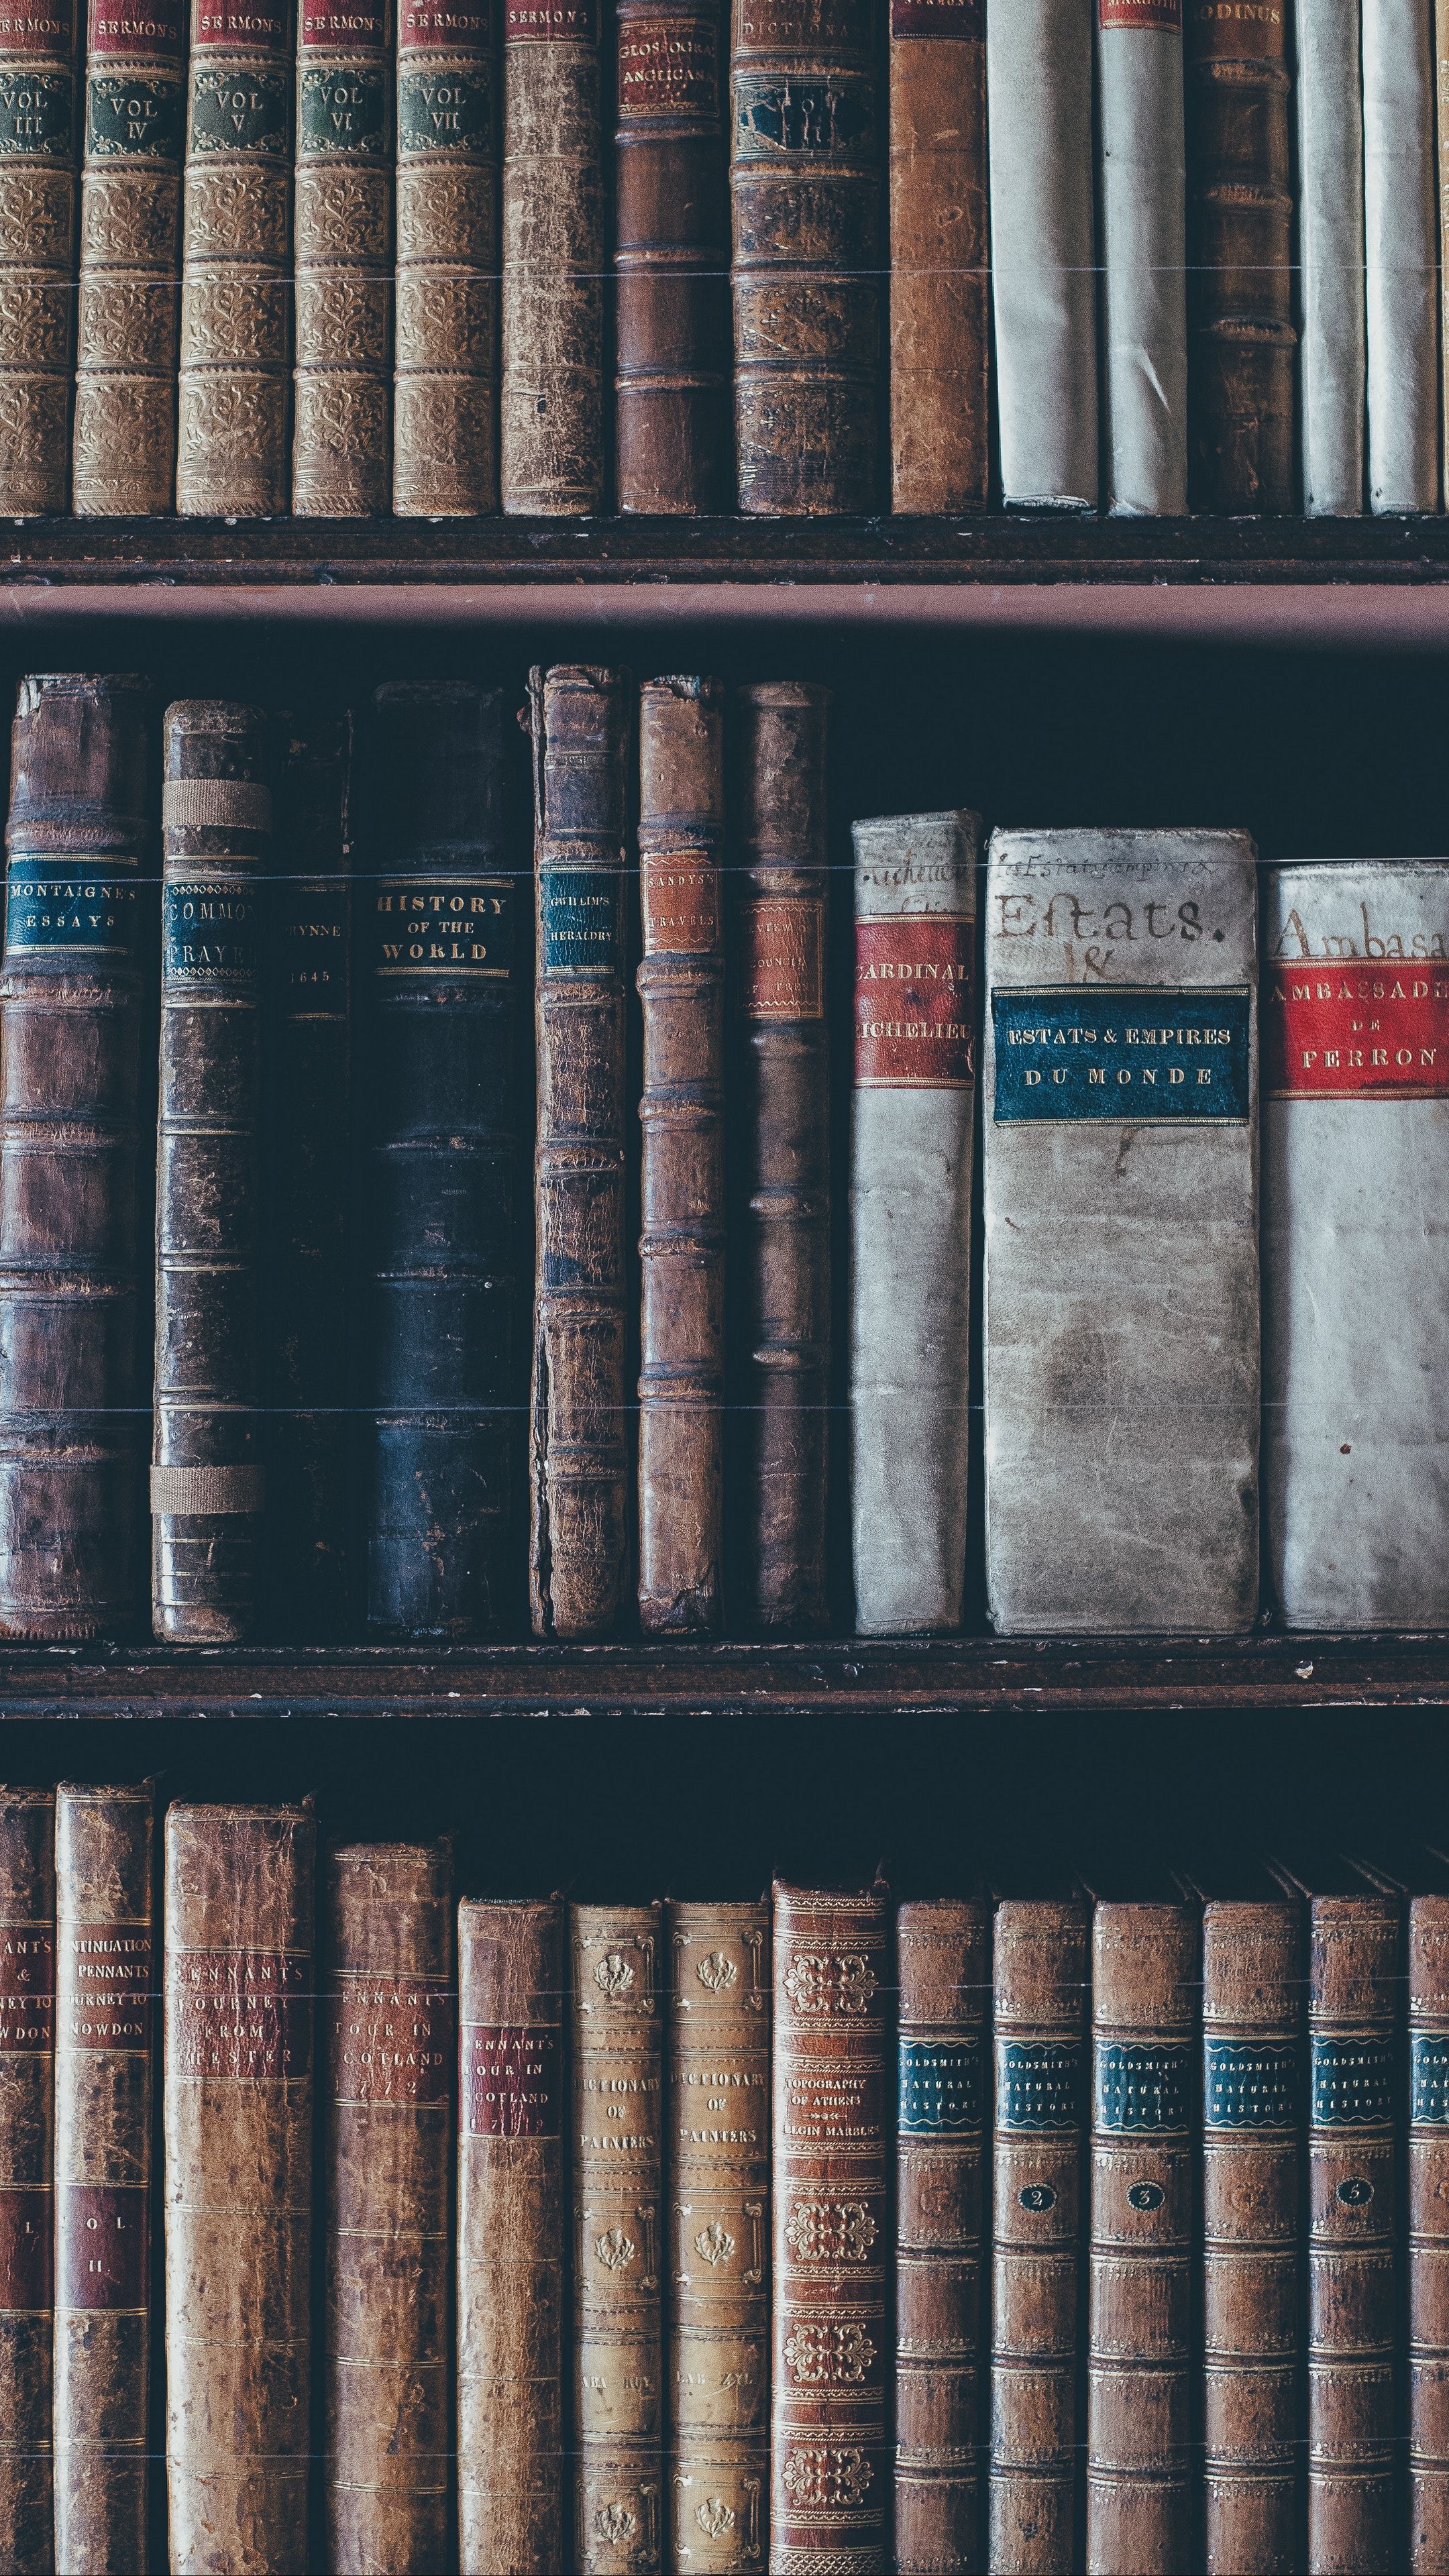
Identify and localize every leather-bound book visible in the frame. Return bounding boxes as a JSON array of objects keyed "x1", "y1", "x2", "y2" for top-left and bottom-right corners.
[
  {"x1": 989, "y1": 1896, "x2": 1088, "y2": 2575},
  {"x1": 164, "y1": 1803, "x2": 313, "y2": 2576},
  {"x1": 393, "y1": 0, "x2": 498, "y2": 515},
  {"x1": 0, "y1": 0, "x2": 77, "y2": 515},
  {"x1": 1184, "y1": 0, "x2": 1295, "y2": 512},
  {"x1": 529, "y1": 665, "x2": 631, "y2": 1640},
  {"x1": 267, "y1": 712, "x2": 352, "y2": 1640},
  {"x1": 667, "y1": 1900, "x2": 769, "y2": 2573},
  {"x1": 0, "y1": 1790, "x2": 54, "y2": 2576},
  {"x1": 325, "y1": 1841, "x2": 454, "y2": 2576},
  {"x1": 53, "y1": 1782, "x2": 154, "y2": 2576},
  {"x1": 176, "y1": 0, "x2": 294, "y2": 515},
  {"x1": 500, "y1": 0, "x2": 604, "y2": 513},
  {"x1": 458, "y1": 1898, "x2": 566, "y2": 2576},
  {"x1": 637, "y1": 675, "x2": 724, "y2": 1634},
  {"x1": 730, "y1": 0, "x2": 878, "y2": 511},
  {"x1": 153, "y1": 701, "x2": 270, "y2": 1645},
  {"x1": 731, "y1": 682, "x2": 830, "y2": 1633},
  {"x1": 986, "y1": 0, "x2": 1097, "y2": 508},
  {"x1": 1295, "y1": 0, "x2": 1363, "y2": 516},
  {"x1": 614, "y1": 0, "x2": 729, "y2": 509},
  {"x1": 888, "y1": 0, "x2": 986, "y2": 512},
  {"x1": 72, "y1": 0, "x2": 185, "y2": 513},
  {"x1": 360, "y1": 682, "x2": 517, "y2": 1638},
  {"x1": 1087, "y1": 1895, "x2": 1196, "y2": 2575},
  {"x1": 292, "y1": 0, "x2": 393, "y2": 513},
  {"x1": 1411, "y1": 1888, "x2": 1449, "y2": 2571},
  {"x1": 572, "y1": 1903, "x2": 663, "y2": 2575},
  {"x1": 772, "y1": 1880, "x2": 891, "y2": 2575},
  {"x1": 0, "y1": 675, "x2": 152, "y2": 1644},
  {"x1": 897, "y1": 1899, "x2": 987, "y2": 2576}
]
